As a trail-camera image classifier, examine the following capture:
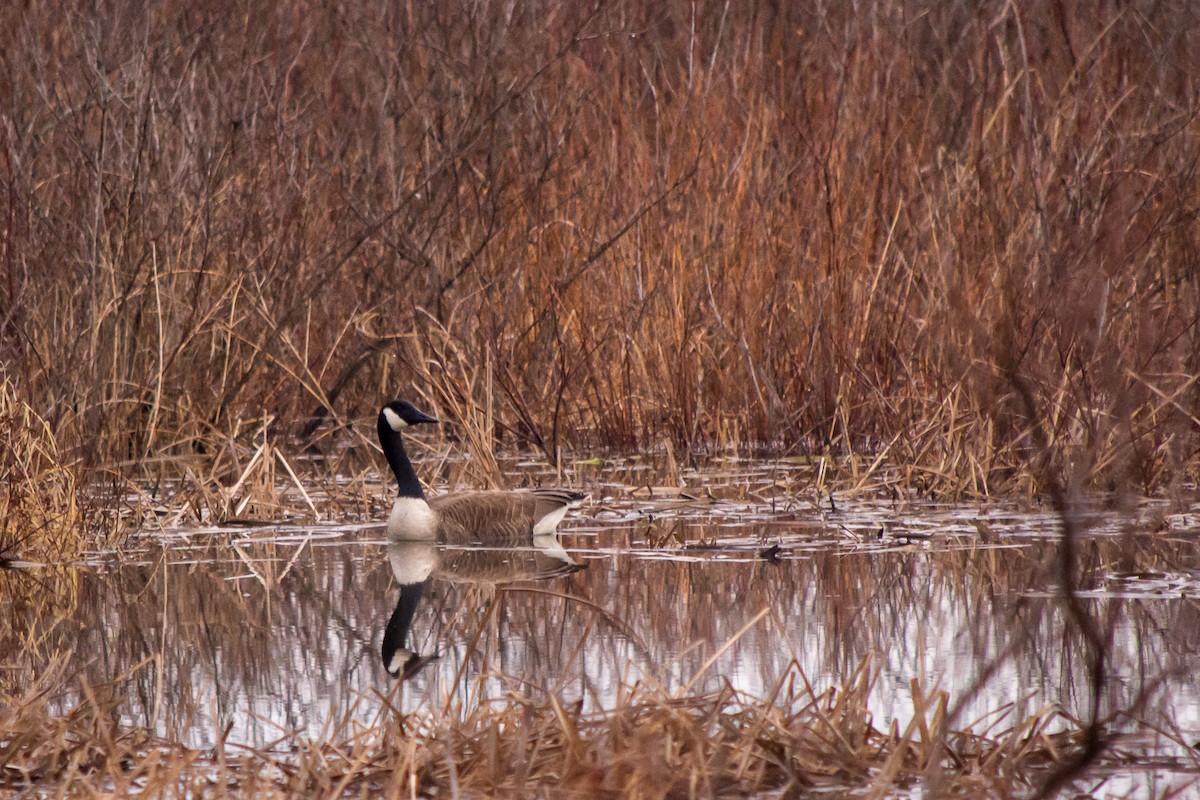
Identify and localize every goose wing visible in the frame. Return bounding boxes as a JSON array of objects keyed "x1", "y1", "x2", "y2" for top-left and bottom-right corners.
[{"x1": 429, "y1": 489, "x2": 584, "y2": 542}]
